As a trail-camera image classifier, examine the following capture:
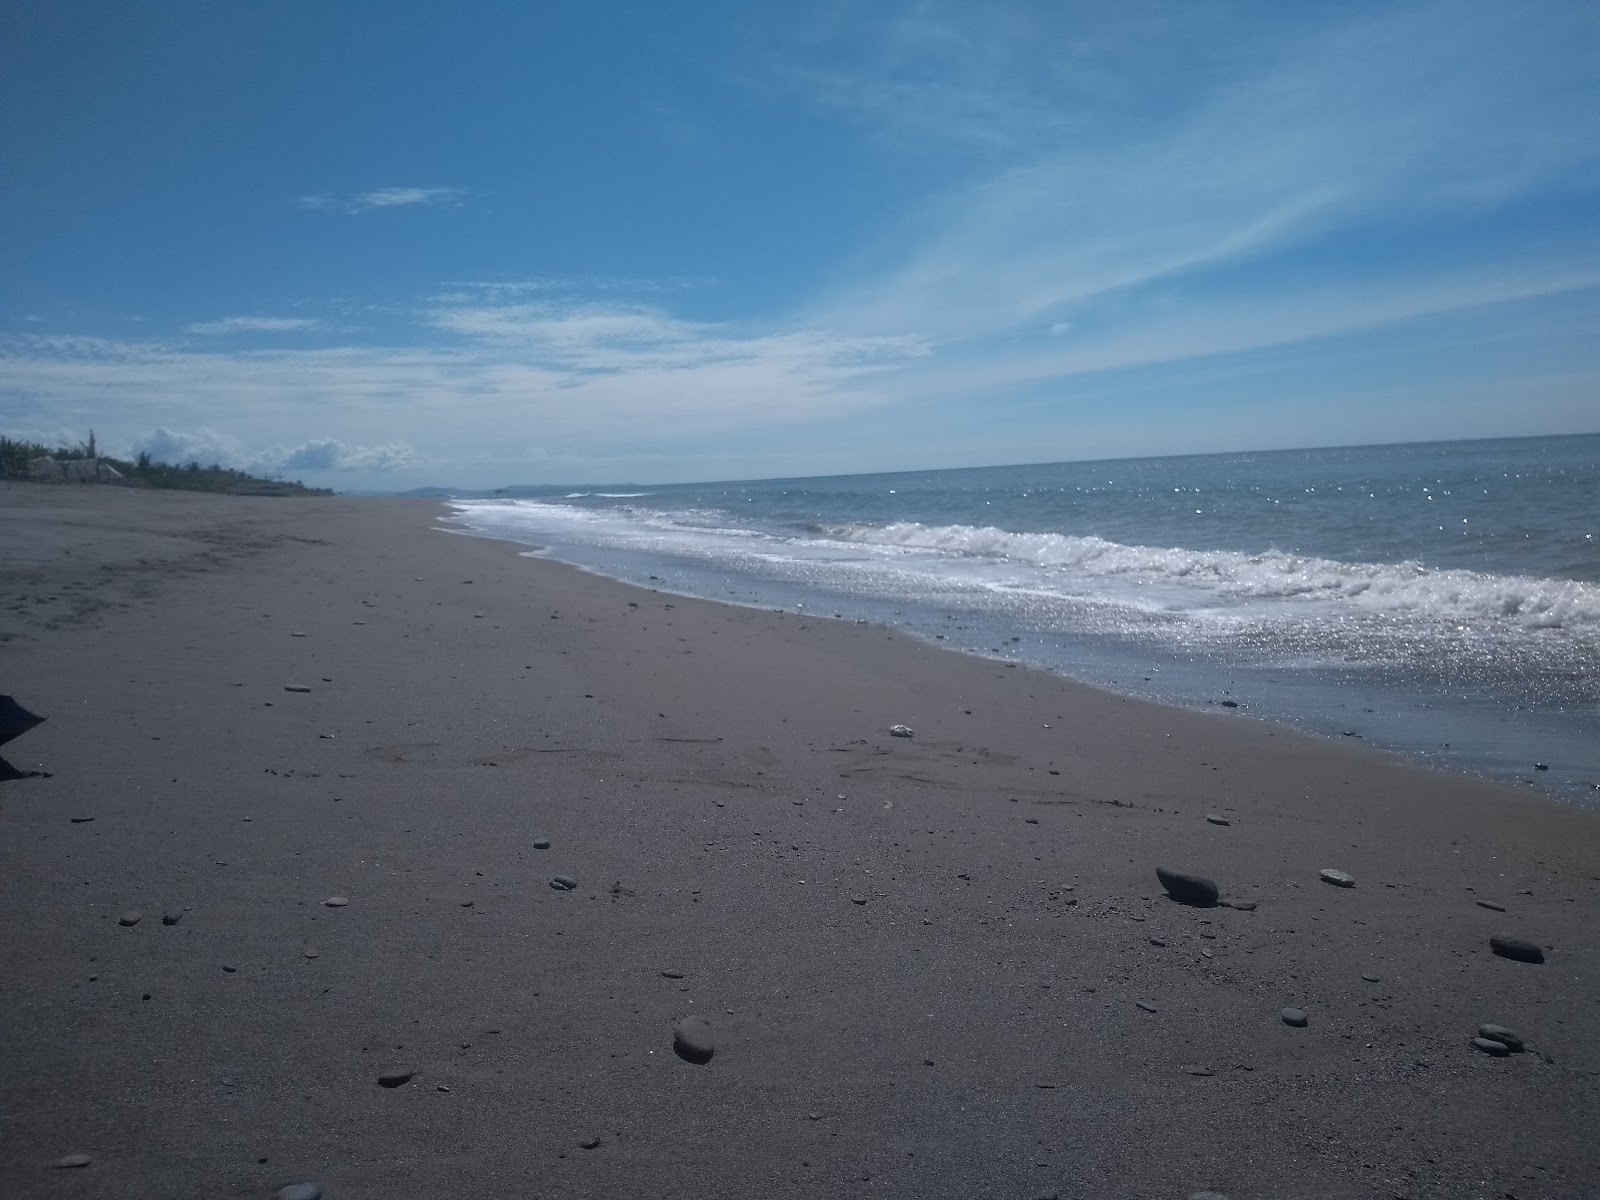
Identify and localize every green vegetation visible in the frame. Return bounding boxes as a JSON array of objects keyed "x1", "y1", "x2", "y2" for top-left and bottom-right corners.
[{"x1": 0, "y1": 433, "x2": 332, "y2": 495}]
